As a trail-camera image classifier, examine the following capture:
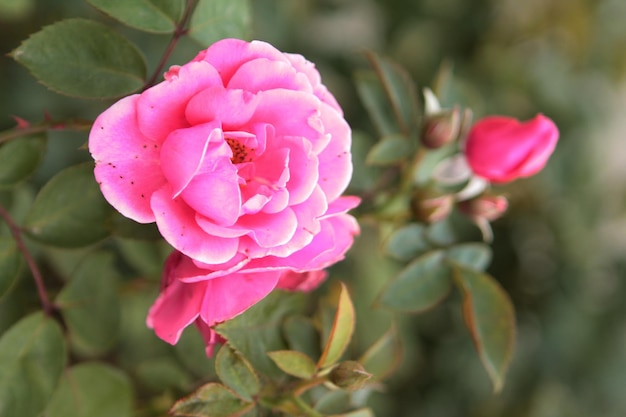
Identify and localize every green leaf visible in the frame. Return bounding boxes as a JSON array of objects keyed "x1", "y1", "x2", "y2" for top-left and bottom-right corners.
[
  {"x1": 215, "y1": 291, "x2": 306, "y2": 378},
  {"x1": 0, "y1": 134, "x2": 46, "y2": 187},
  {"x1": 216, "y1": 344, "x2": 260, "y2": 402},
  {"x1": 314, "y1": 390, "x2": 350, "y2": 415},
  {"x1": 0, "y1": 0, "x2": 34, "y2": 19},
  {"x1": 365, "y1": 134, "x2": 412, "y2": 166},
  {"x1": 0, "y1": 237, "x2": 21, "y2": 300},
  {"x1": 56, "y1": 251, "x2": 121, "y2": 356},
  {"x1": 446, "y1": 243, "x2": 492, "y2": 271},
  {"x1": 88, "y1": 0, "x2": 183, "y2": 33},
  {"x1": 23, "y1": 163, "x2": 112, "y2": 247},
  {"x1": 109, "y1": 211, "x2": 162, "y2": 240},
  {"x1": 45, "y1": 363, "x2": 133, "y2": 417},
  {"x1": 283, "y1": 316, "x2": 321, "y2": 360},
  {"x1": 366, "y1": 52, "x2": 421, "y2": 136},
  {"x1": 170, "y1": 382, "x2": 252, "y2": 417},
  {"x1": 0, "y1": 312, "x2": 66, "y2": 417},
  {"x1": 426, "y1": 218, "x2": 456, "y2": 246},
  {"x1": 358, "y1": 325, "x2": 401, "y2": 382},
  {"x1": 11, "y1": 18, "x2": 146, "y2": 98},
  {"x1": 330, "y1": 409, "x2": 376, "y2": 417},
  {"x1": 116, "y1": 238, "x2": 170, "y2": 279},
  {"x1": 383, "y1": 223, "x2": 430, "y2": 261},
  {"x1": 354, "y1": 70, "x2": 398, "y2": 137},
  {"x1": 378, "y1": 250, "x2": 452, "y2": 313},
  {"x1": 453, "y1": 266, "x2": 515, "y2": 392},
  {"x1": 267, "y1": 350, "x2": 317, "y2": 379},
  {"x1": 318, "y1": 282, "x2": 355, "y2": 369},
  {"x1": 189, "y1": 0, "x2": 251, "y2": 47},
  {"x1": 136, "y1": 357, "x2": 193, "y2": 392}
]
